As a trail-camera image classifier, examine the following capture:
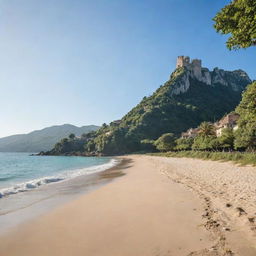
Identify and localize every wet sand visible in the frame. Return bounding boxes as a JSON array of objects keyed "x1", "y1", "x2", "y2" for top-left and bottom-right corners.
[
  {"x1": 0, "y1": 155, "x2": 255, "y2": 255},
  {"x1": 0, "y1": 158, "x2": 124, "y2": 234}
]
